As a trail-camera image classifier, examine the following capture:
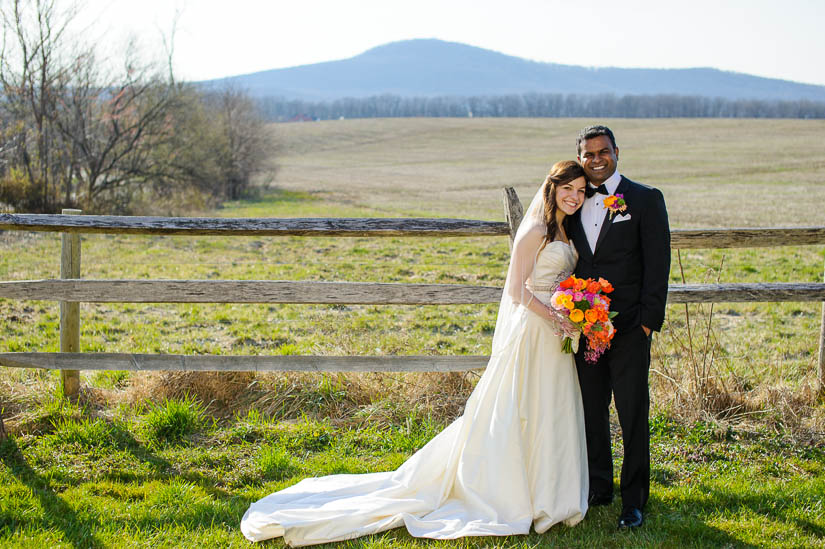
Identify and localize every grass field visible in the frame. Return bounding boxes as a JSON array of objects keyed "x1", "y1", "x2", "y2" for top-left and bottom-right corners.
[
  {"x1": 272, "y1": 117, "x2": 825, "y2": 227},
  {"x1": 1, "y1": 118, "x2": 824, "y2": 547}
]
